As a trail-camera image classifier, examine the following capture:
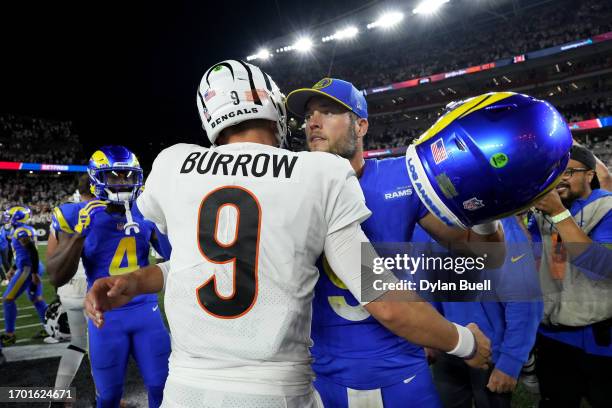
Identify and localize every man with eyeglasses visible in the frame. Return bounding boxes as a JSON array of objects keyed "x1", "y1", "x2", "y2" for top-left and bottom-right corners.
[{"x1": 530, "y1": 145, "x2": 612, "y2": 408}]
